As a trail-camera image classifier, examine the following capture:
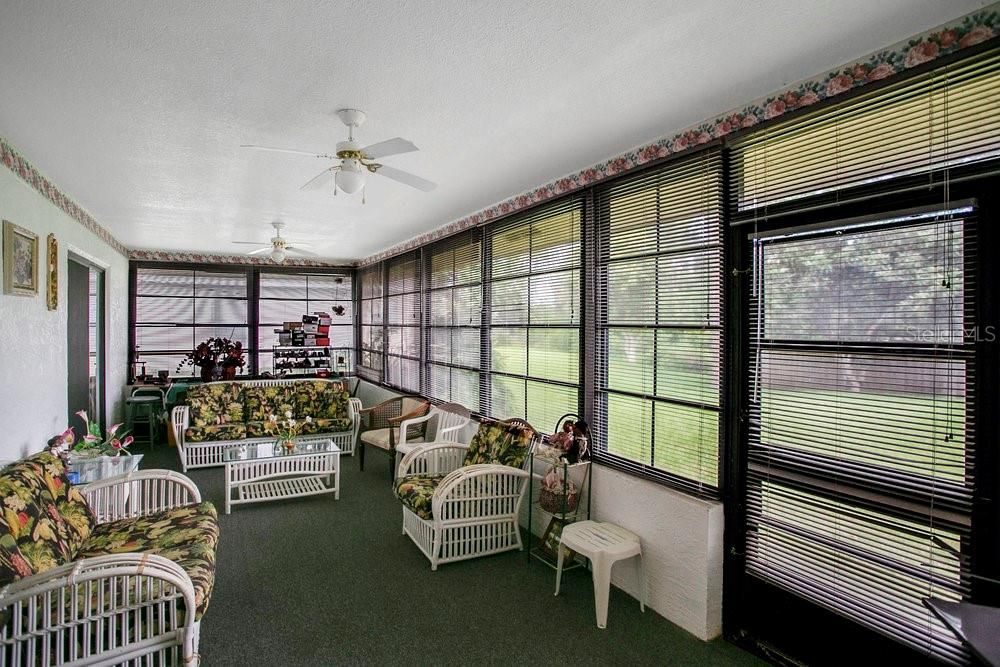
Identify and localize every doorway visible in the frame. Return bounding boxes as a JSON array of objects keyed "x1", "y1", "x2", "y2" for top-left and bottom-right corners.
[{"x1": 67, "y1": 256, "x2": 105, "y2": 434}]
